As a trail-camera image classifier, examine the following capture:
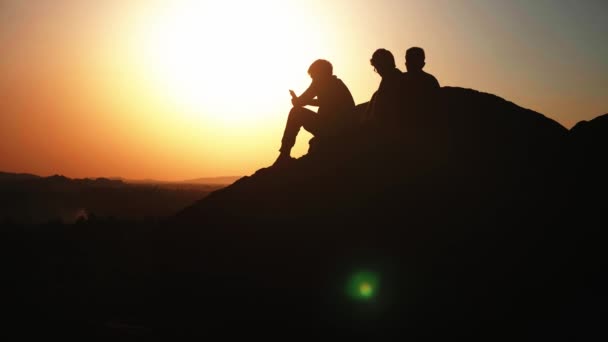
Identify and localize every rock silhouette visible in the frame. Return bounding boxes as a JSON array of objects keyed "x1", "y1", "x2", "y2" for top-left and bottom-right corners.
[
  {"x1": 177, "y1": 87, "x2": 568, "y2": 225},
  {"x1": 162, "y1": 87, "x2": 606, "y2": 338}
]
